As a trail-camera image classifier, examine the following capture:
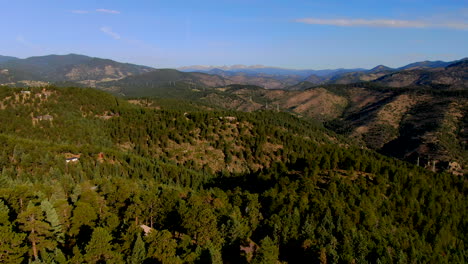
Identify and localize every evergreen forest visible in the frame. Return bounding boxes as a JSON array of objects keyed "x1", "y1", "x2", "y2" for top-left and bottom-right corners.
[{"x1": 0, "y1": 87, "x2": 465, "y2": 263}]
